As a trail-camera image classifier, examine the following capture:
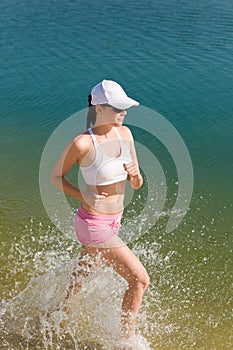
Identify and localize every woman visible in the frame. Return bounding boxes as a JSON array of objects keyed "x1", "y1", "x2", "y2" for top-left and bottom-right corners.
[{"x1": 50, "y1": 80, "x2": 150, "y2": 340}]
